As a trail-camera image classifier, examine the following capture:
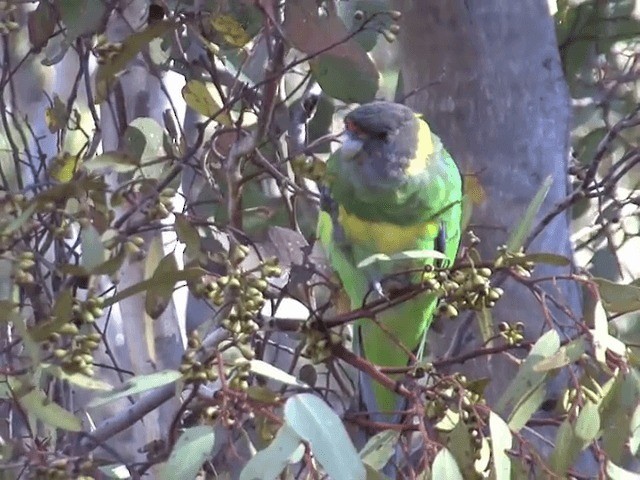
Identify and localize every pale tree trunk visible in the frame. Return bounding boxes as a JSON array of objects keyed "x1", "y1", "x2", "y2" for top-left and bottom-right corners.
[
  {"x1": 396, "y1": 0, "x2": 587, "y2": 467},
  {"x1": 97, "y1": 0, "x2": 185, "y2": 462}
]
